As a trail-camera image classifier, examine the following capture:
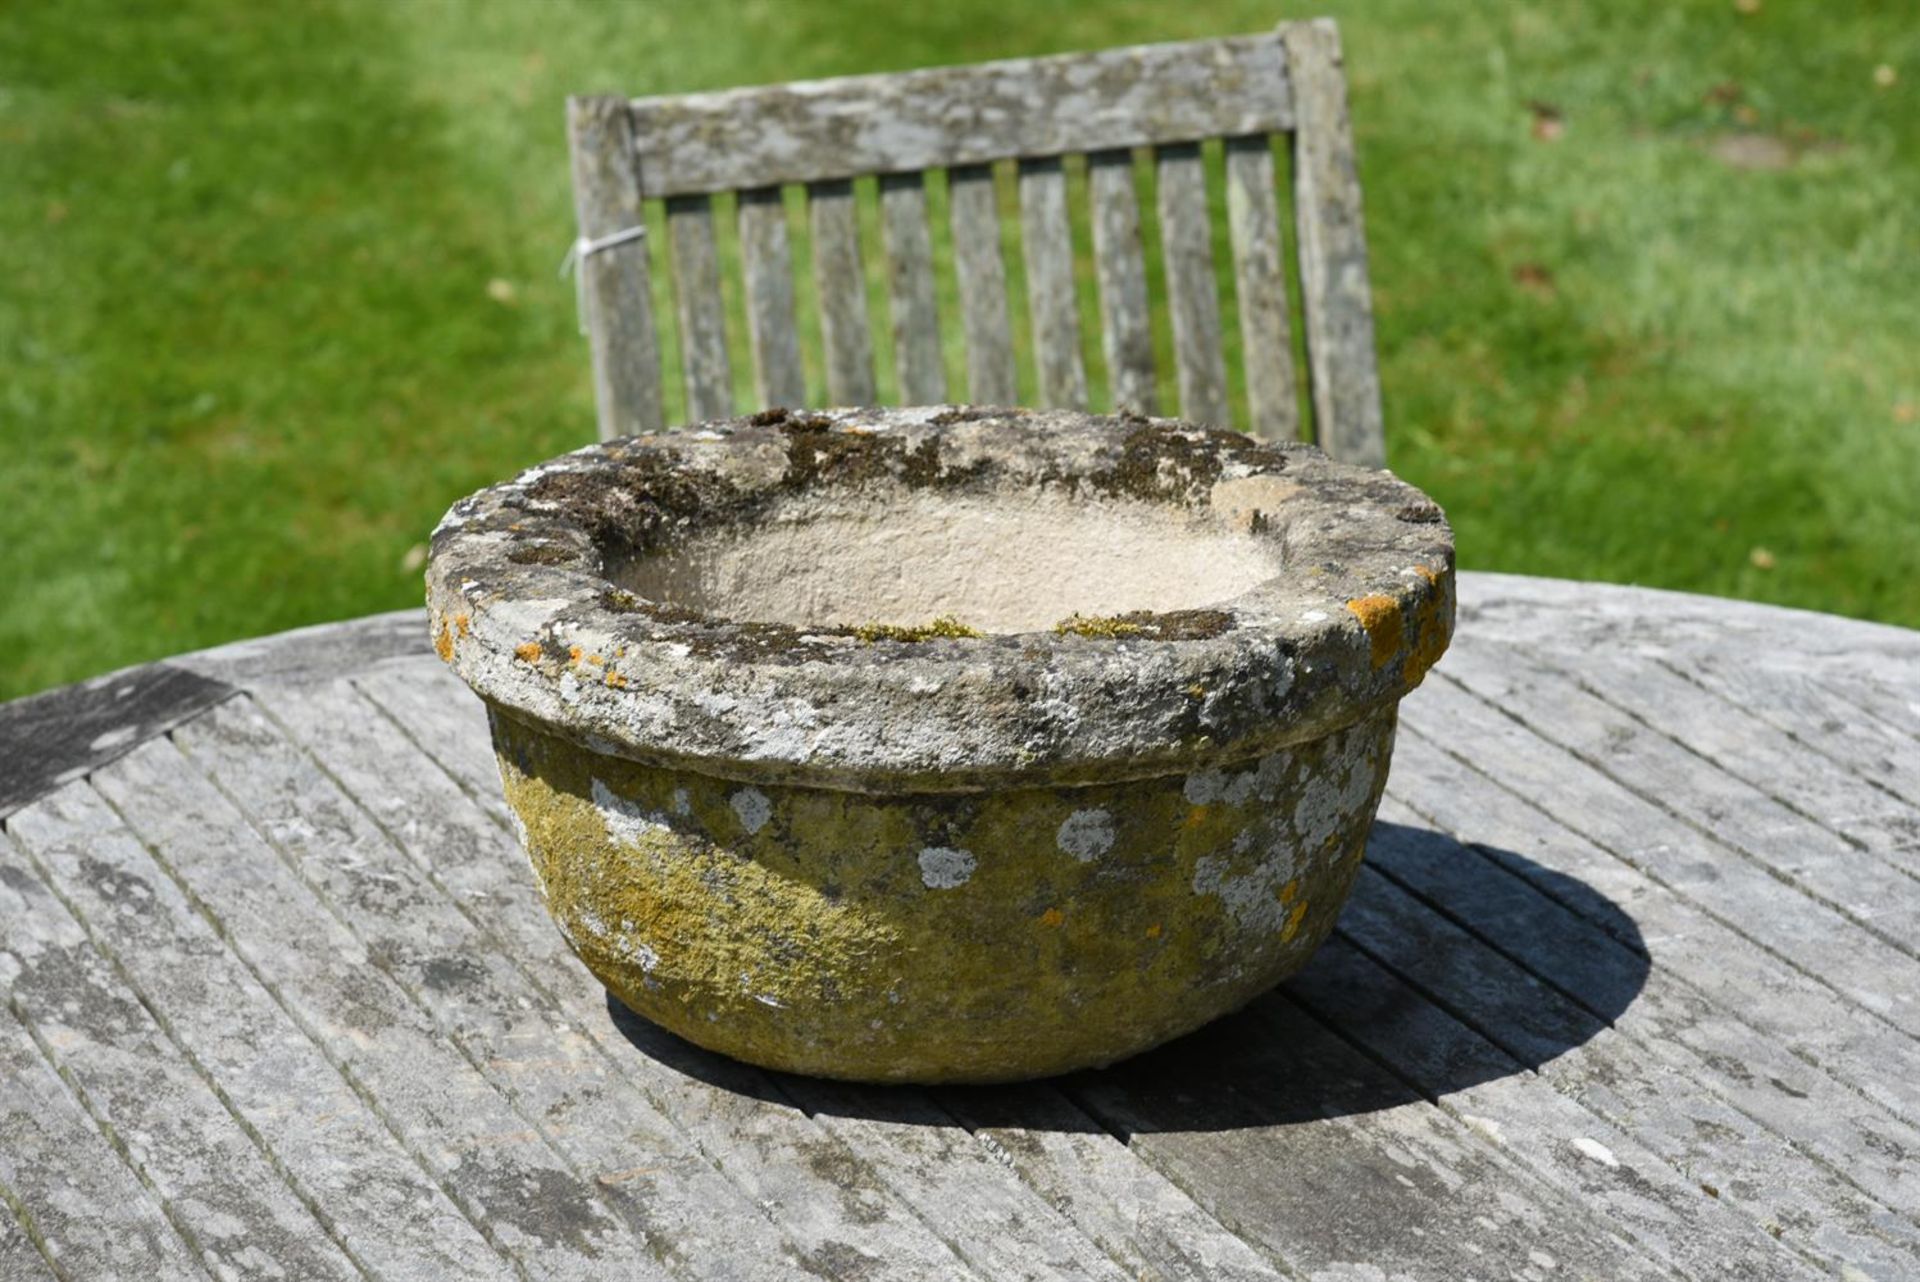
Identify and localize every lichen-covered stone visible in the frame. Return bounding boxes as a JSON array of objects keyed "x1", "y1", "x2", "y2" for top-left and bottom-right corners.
[
  {"x1": 493, "y1": 703, "x2": 1395, "y2": 1083},
  {"x1": 428, "y1": 406, "x2": 1454, "y2": 1081}
]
